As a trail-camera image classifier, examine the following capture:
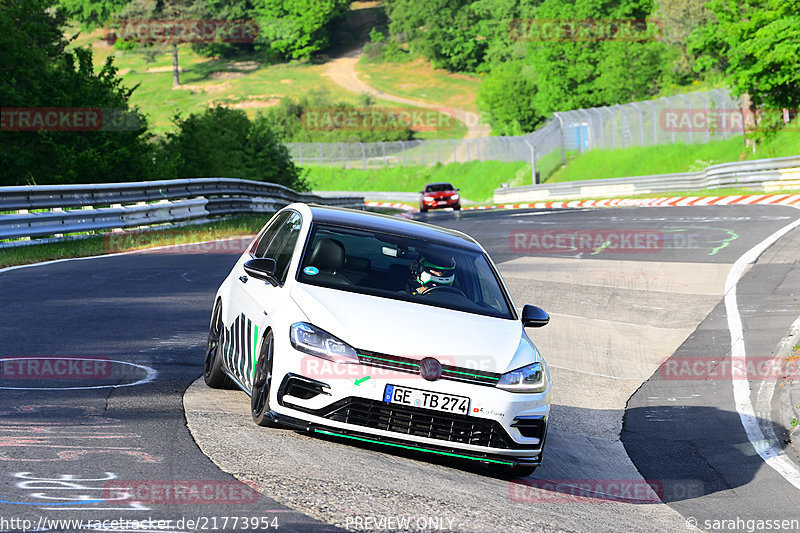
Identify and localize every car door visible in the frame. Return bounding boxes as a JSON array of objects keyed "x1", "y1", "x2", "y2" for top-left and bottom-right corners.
[{"x1": 229, "y1": 210, "x2": 303, "y2": 389}]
